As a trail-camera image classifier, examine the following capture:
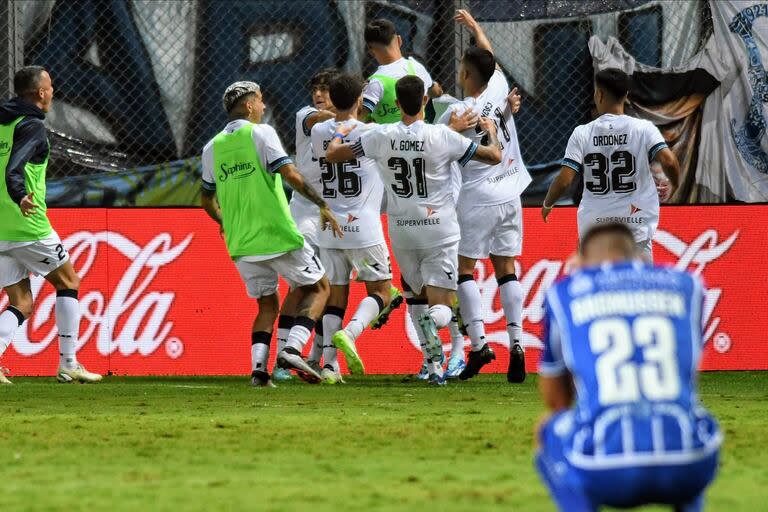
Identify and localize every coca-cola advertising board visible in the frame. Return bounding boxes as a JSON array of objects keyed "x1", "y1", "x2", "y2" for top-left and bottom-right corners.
[{"x1": 0, "y1": 207, "x2": 762, "y2": 375}]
